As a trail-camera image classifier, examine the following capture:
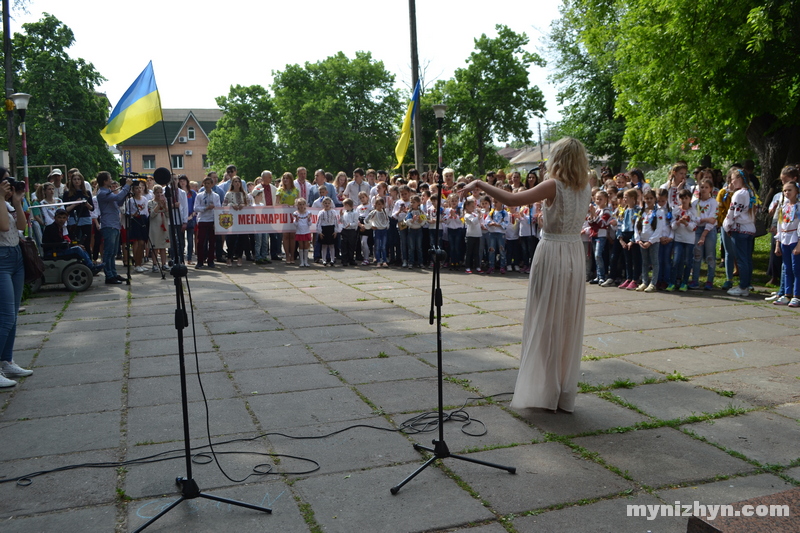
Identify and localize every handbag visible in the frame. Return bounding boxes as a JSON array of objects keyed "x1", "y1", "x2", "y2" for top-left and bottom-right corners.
[{"x1": 19, "y1": 236, "x2": 45, "y2": 283}]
